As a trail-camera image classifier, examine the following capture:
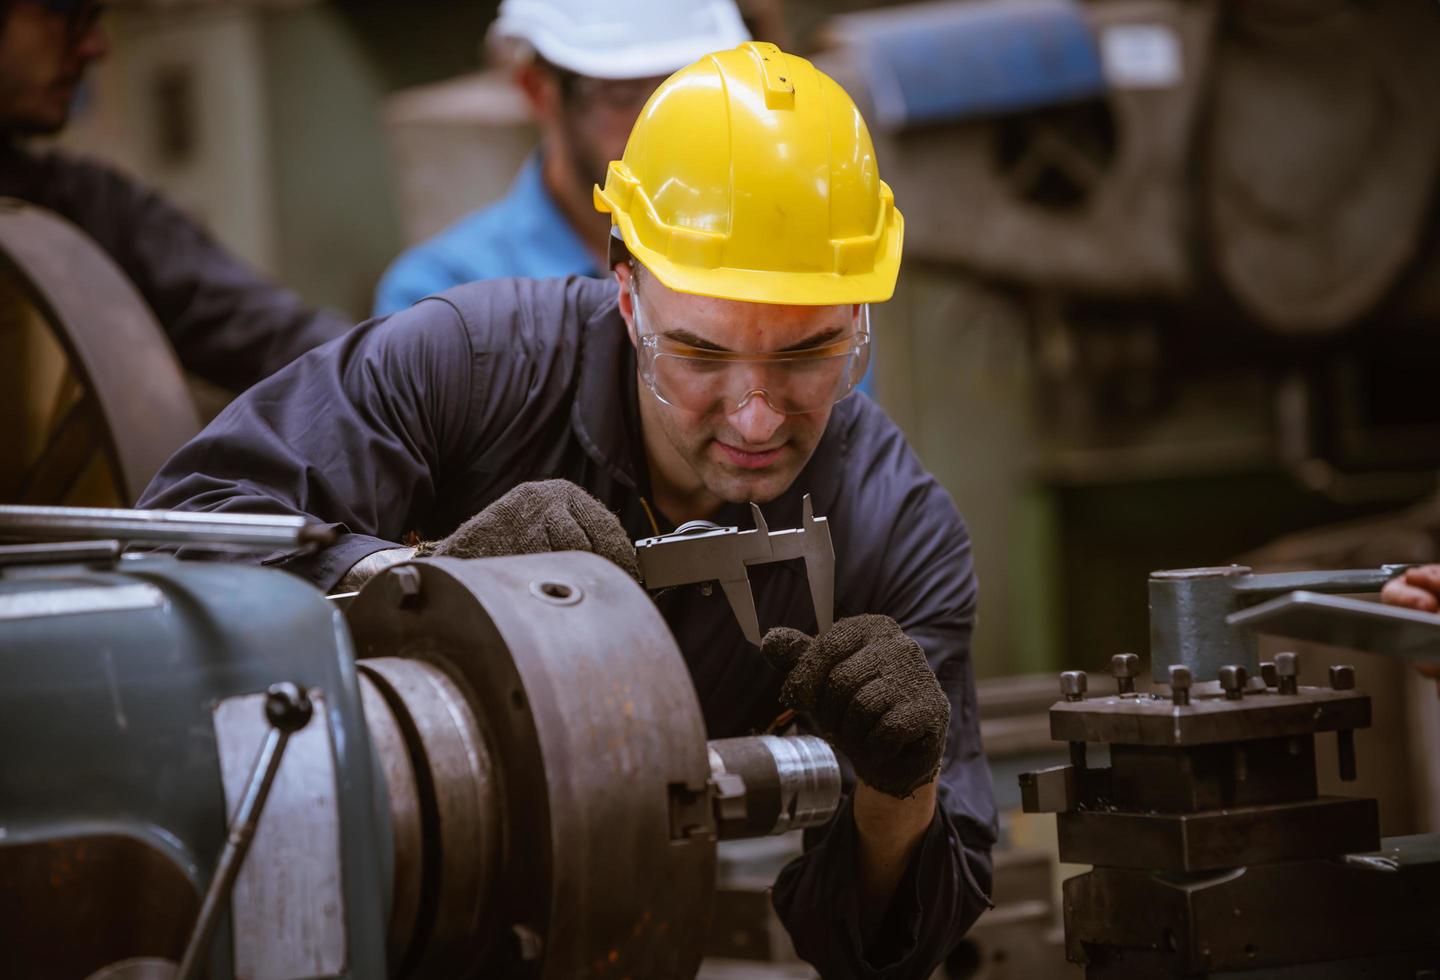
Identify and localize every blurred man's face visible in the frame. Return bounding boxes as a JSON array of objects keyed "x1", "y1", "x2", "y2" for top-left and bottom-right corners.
[
  {"x1": 556, "y1": 72, "x2": 665, "y2": 192},
  {"x1": 516, "y1": 62, "x2": 665, "y2": 203},
  {"x1": 0, "y1": 0, "x2": 108, "y2": 135}
]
